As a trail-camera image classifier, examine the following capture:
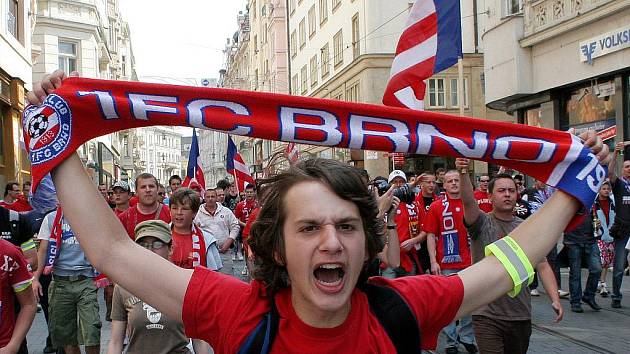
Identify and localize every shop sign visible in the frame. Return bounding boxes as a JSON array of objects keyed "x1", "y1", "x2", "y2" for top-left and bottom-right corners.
[
  {"x1": 580, "y1": 26, "x2": 630, "y2": 65},
  {"x1": 597, "y1": 125, "x2": 616, "y2": 141},
  {"x1": 365, "y1": 150, "x2": 378, "y2": 160},
  {"x1": 392, "y1": 152, "x2": 405, "y2": 167}
]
